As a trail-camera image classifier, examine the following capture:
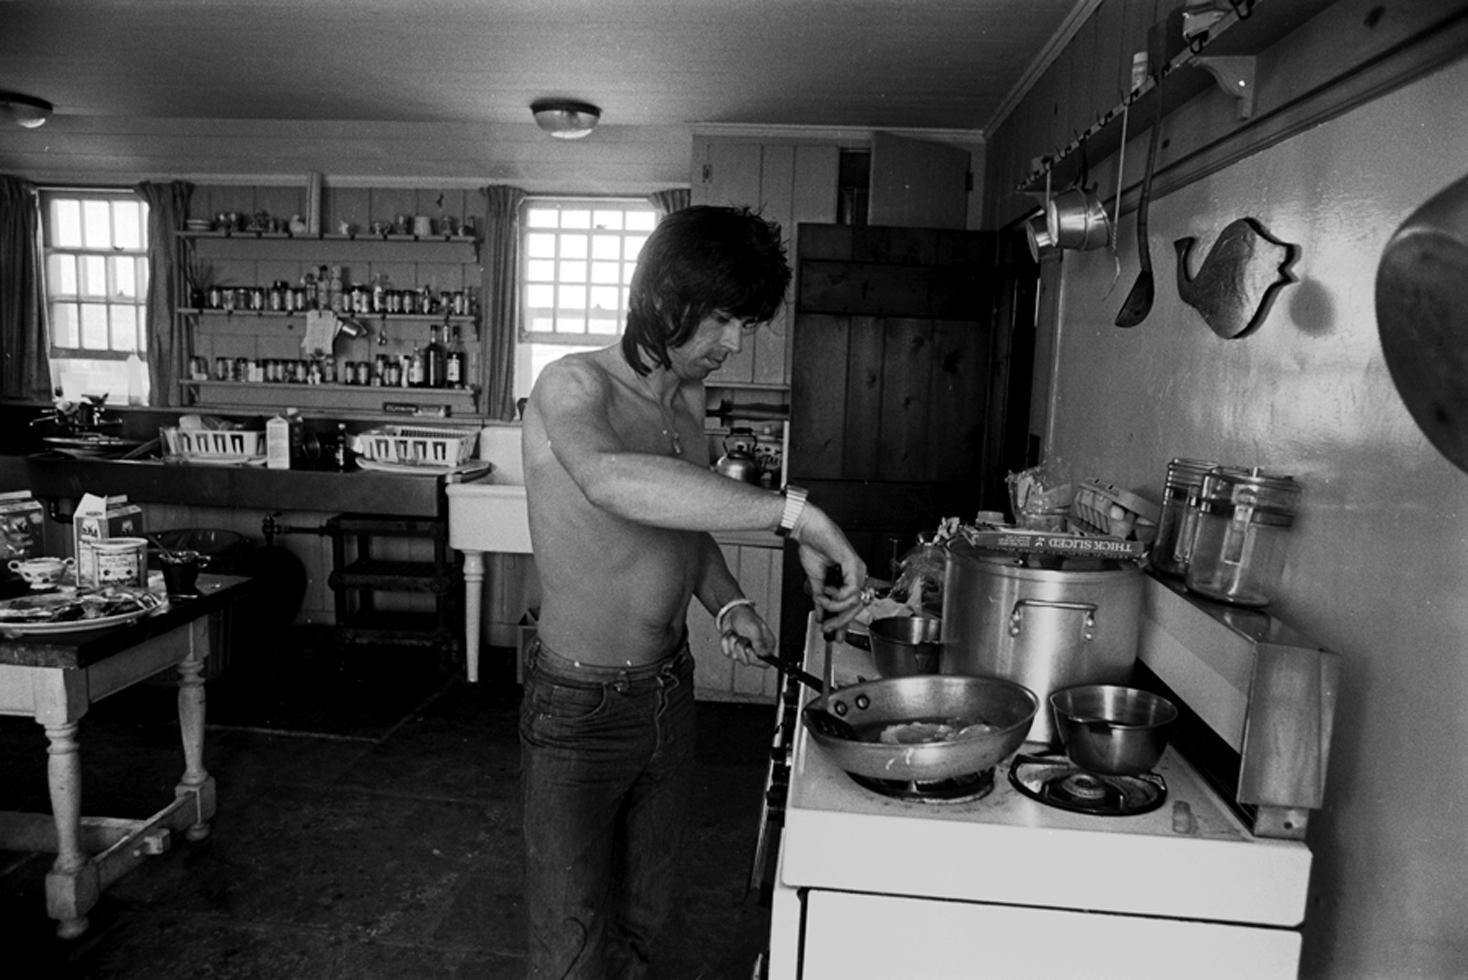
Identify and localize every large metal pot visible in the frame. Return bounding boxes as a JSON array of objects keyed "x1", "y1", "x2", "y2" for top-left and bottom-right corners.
[
  {"x1": 939, "y1": 541, "x2": 1144, "y2": 744},
  {"x1": 802, "y1": 674, "x2": 1038, "y2": 782}
]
